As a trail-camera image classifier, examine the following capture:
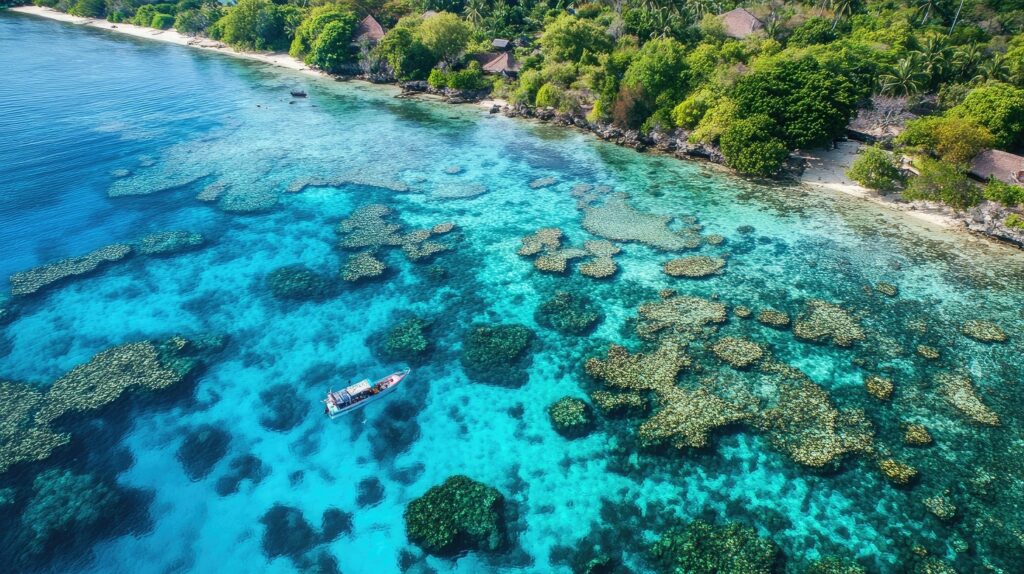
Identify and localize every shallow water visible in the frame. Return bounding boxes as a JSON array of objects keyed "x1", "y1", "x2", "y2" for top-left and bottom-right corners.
[{"x1": 2, "y1": 12, "x2": 1024, "y2": 574}]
